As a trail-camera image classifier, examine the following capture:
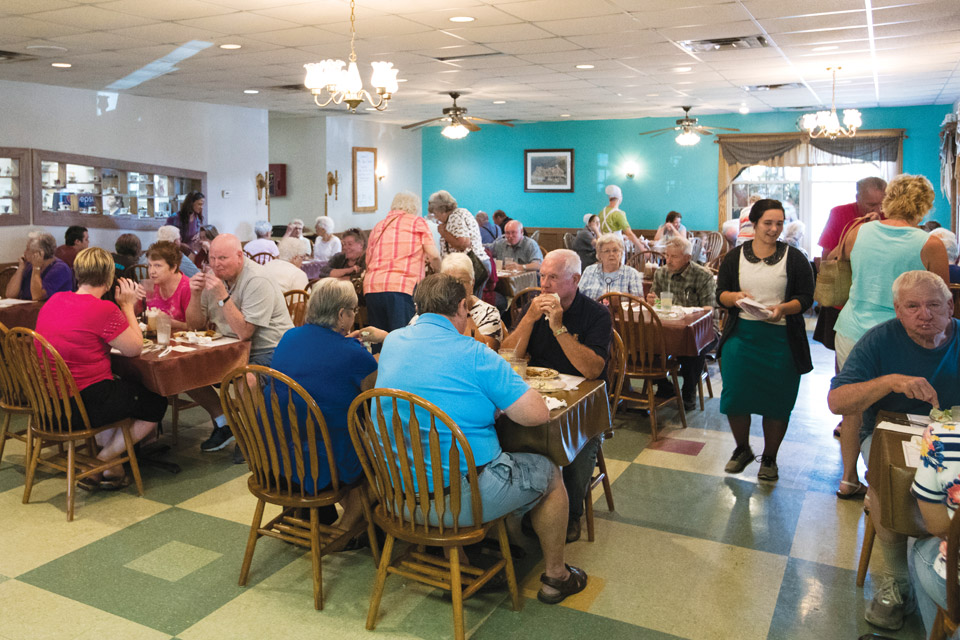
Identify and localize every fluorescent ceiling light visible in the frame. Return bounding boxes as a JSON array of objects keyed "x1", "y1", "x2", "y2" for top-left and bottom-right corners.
[
  {"x1": 492, "y1": 100, "x2": 506, "y2": 104},
  {"x1": 449, "y1": 16, "x2": 475, "y2": 22},
  {"x1": 560, "y1": 114, "x2": 571, "y2": 117},
  {"x1": 243, "y1": 89, "x2": 259, "y2": 94},
  {"x1": 51, "y1": 62, "x2": 72, "y2": 68},
  {"x1": 575, "y1": 64, "x2": 594, "y2": 69},
  {"x1": 107, "y1": 40, "x2": 213, "y2": 90},
  {"x1": 219, "y1": 43, "x2": 241, "y2": 50}
]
